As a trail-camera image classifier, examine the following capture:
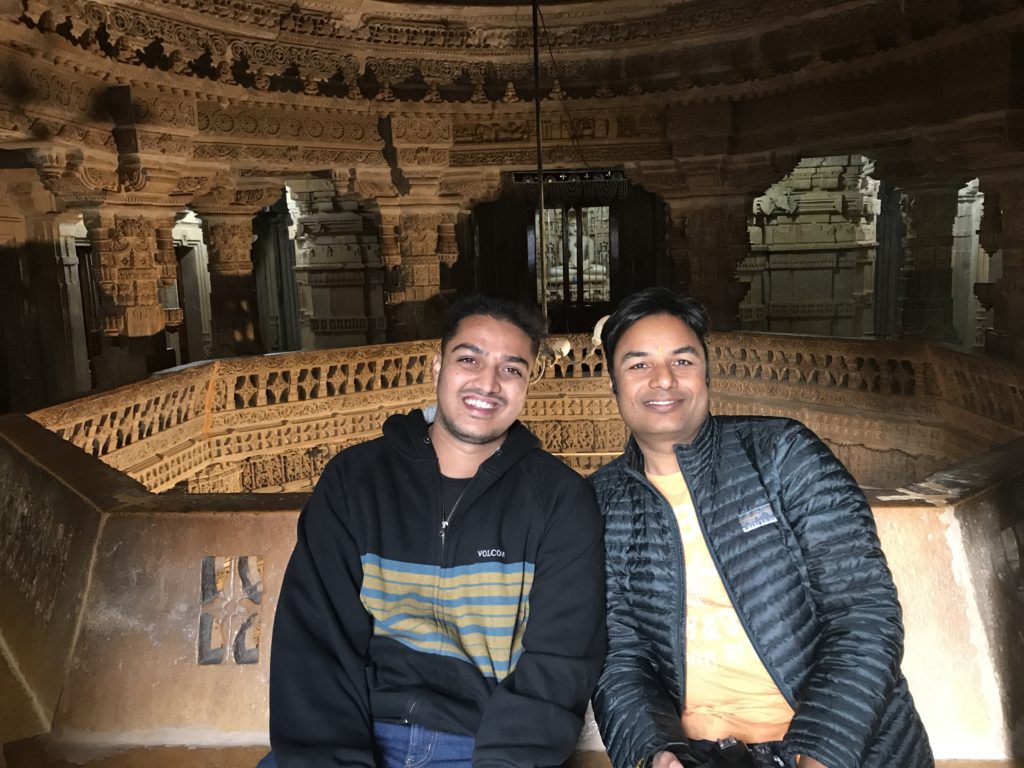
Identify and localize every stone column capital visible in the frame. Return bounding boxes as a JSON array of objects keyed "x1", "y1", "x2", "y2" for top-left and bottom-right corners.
[{"x1": 81, "y1": 210, "x2": 166, "y2": 339}]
